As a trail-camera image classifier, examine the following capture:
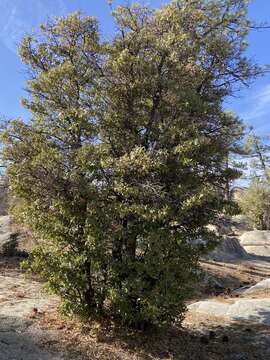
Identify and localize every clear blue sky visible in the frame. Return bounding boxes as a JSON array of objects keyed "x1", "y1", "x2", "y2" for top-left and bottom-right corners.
[{"x1": 0, "y1": 0, "x2": 270, "y2": 134}]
